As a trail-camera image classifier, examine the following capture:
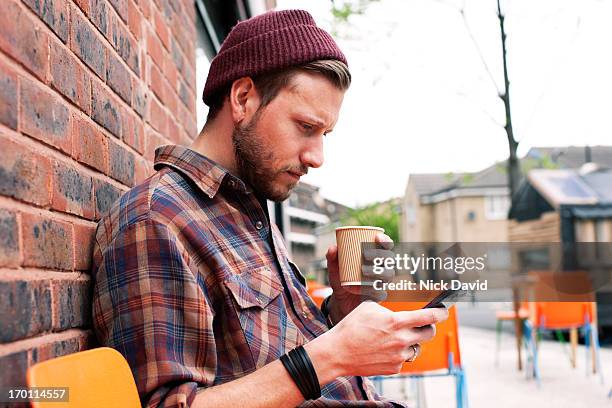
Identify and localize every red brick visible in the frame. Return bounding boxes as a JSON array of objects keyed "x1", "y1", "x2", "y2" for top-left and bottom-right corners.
[
  {"x1": 51, "y1": 278, "x2": 92, "y2": 330},
  {"x1": 74, "y1": 0, "x2": 89, "y2": 14},
  {"x1": 109, "y1": 15, "x2": 140, "y2": 74},
  {"x1": 91, "y1": 80, "x2": 123, "y2": 138},
  {"x1": 88, "y1": 0, "x2": 112, "y2": 37},
  {"x1": 109, "y1": 0, "x2": 128, "y2": 22},
  {"x1": 148, "y1": 95, "x2": 167, "y2": 135},
  {"x1": 134, "y1": 156, "x2": 149, "y2": 184},
  {"x1": 153, "y1": 7, "x2": 170, "y2": 50},
  {"x1": 122, "y1": 111, "x2": 145, "y2": 154},
  {"x1": 0, "y1": 0, "x2": 50, "y2": 81},
  {"x1": 29, "y1": 331, "x2": 91, "y2": 365},
  {"x1": 0, "y1": 209, "x2": 19, "y2": 267},
  {"x1": 70, "y1": 6, "x2": 107, "y2": 79},
  {"x1": 20, "y1": 79, "x2": 72, "y2": 154},
  {"x1": 50, "y1": 39, "x2": 92, "y2": 114},
  {"x1": 147, "y1": 28, "x2": 164, "y2": 71},
  {"x1": 0, "y1": 350, "x2": 28, "y2": 388},
  {"x1": 127, "y1": 0, "x2": 142, "y2": 38},
  {"x1": 51, "y1": 160, "x2": 95, "y2": 219},
  {"x1": 178, "y1": 101, "x2": 197, "y2": 139},
  {"x1": 73, "y1": 224, "x2": 95, "y2": 270},
  {"x1": 149, "y1": 61, "x2": 164, "y2": 102},
  {"x1": 0, "y1": 280, "x2": 52, "y2": 342},
  {"x1": 0, "y1": 60, "x2": 18, "y2": 130},
  {"x1": 169, "y1": 39, "x2": 184, "y2": 74},
  {"x1": 22, "y1": 213, "x2": 73, "y2": 270},
  {"x1": 0, "y1": 135, "x2": 52, "y2": 206},
  {"x1": 178, "y1": 78, "x2": 195, "y2": 113},
  {"x1": 164, "y1": 80, "x2": 178, "y2": 118},
  {"x1": 166, "y1": 117, "x2": 180, "y2": 144},
  {"x1": 163, "y1": 50, "x2": 178, "y2": 89},
  {"x1": 137, "y1": 0, "x2": 151, "y2": 19},
  {"x1": 93, "y1": 178, "x2": 121, "y2": 219},
  {"x1": 22, "y1": 0, "x2": 69, "y2": 43},
  {"x1": 72, "y1": 116, "x2": 109, "y2": 173},
  {"x1": 108, "y1": 139, "x2": 135, "y2": 186},
  {"x1": 106, "y1": 52, "x2": 133, "y2": 104},
  {"x1": 144, "y1": 128, "x2": 165, "y2": 162},
  {"x1": 131, "y1": 78, "x2": 149, "y2": 118}
]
